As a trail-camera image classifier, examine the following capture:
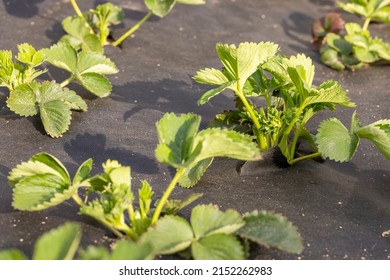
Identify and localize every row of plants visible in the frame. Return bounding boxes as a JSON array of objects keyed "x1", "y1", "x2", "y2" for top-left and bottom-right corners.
[
  {"x1": 1, "y1": 0, "x2": 389, "y2": 260},
  {"x1": 0, "y1": 0, "x2": 304, "y2": 260},
  {"x1": 312, "y1": 0, "x2": 390, "y2": 70}
]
